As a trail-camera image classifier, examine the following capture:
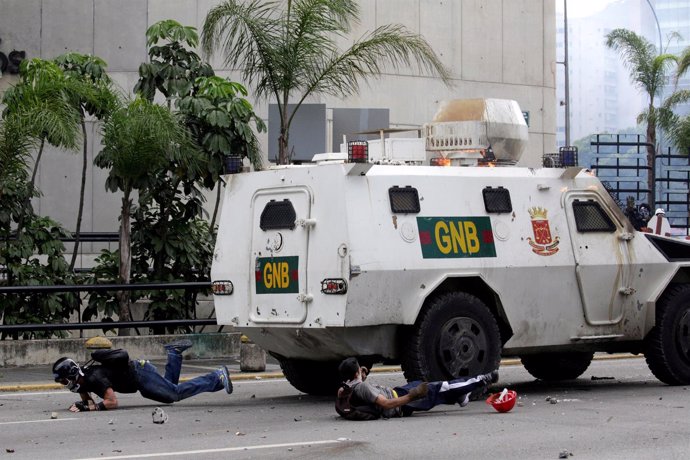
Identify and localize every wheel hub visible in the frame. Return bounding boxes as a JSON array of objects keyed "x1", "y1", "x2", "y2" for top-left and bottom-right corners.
[{"x1": 438, "y1": 317, "x2": 487, "y2": 378}]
